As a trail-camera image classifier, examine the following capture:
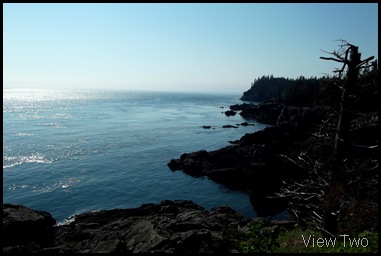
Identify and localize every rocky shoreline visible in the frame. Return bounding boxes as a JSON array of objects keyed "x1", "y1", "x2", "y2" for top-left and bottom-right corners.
[
  {"x1": 168, "y1": 103, "x2": 335, "y2": 216},
  {"x1": 167, "y1": 99, "x2": 378, "y2": 238},
  {"x1": 3, "y1": 98, "x2": 378, "y2": 253},
  {"x1": 3, "y1": 200, "x2": 297, "y2": 253},
  {"x1": 2, "y1": 102, "x2": 328, "y2": 253}
]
